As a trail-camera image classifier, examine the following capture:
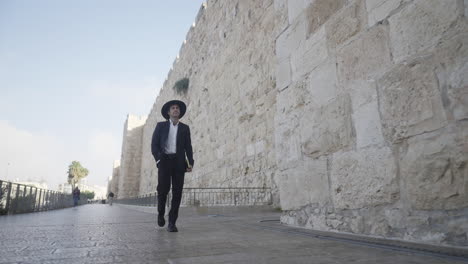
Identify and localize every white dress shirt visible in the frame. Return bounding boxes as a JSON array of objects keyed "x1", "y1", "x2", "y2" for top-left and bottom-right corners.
[{"x1": 165, "y1": 119, "x2": 178, "y2": 154}]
